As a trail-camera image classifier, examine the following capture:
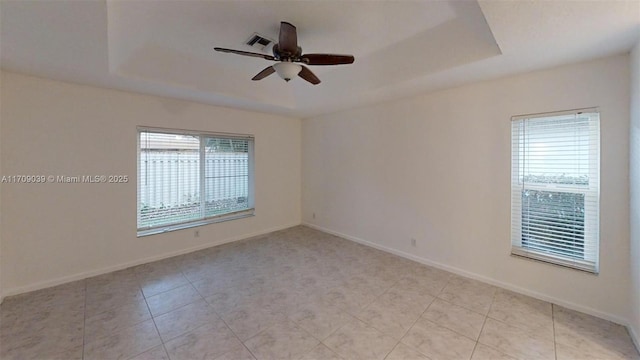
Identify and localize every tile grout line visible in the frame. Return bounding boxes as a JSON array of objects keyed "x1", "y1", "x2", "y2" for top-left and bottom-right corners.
[
  {"x1": 146, "y1": 292, "x2": 204, "y2": 319},
  {"x1": 424, "y1": 297, "x2": 488, "y2": 342},
  {"x1": 437, "y1": 278, "x2": 497, "y2": 317},
  {"x1": 392, "y1": 286, "x2": 434, "y2": 341},
  {"x1": 311, "y1": 270, "x2": 404, "y2": 355},
  {"x1": 405, "y1": 274, "x2": 469, "y2": 340},
  {"x1": 391, "y1": 275, "x2": 450, "y2": 359},
  {"x1": 382, "y1": 341, "x2": 402, "y2": 360},
  {"x1": 171, "y1": 249, "x2": 238, "y2": 349},
  {"x1": 353, "y1": 269, "x2": 449, "y2": 357},
  {"x1": 215, "y1": 298, "x2": 267, "y2": 360},
  {"x1": 190, "y1": 268, "x2": 261, "y2": 360},
  {"x1": 353, "y1": 274, "x2": 403, "y2": 359},
  {"x1": 134, "y1": 278, "x2": 165, "y2": 360},
  {"x1": 469, "y1": 287, "x2": 498, "y2": 360},
  {"x1": 144, "y1": 307, "x2": 166, "y2": 358},
  {"x1": 146, "y1": 280, "x2": 211, "y2": 345}
]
